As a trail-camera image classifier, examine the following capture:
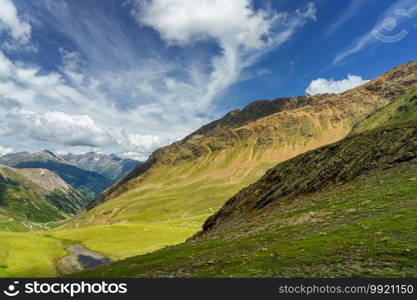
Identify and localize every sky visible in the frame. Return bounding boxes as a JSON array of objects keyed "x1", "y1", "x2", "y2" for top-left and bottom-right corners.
[{"x1": 0, "y1": 0, "x2": 416, "y2": 160}]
